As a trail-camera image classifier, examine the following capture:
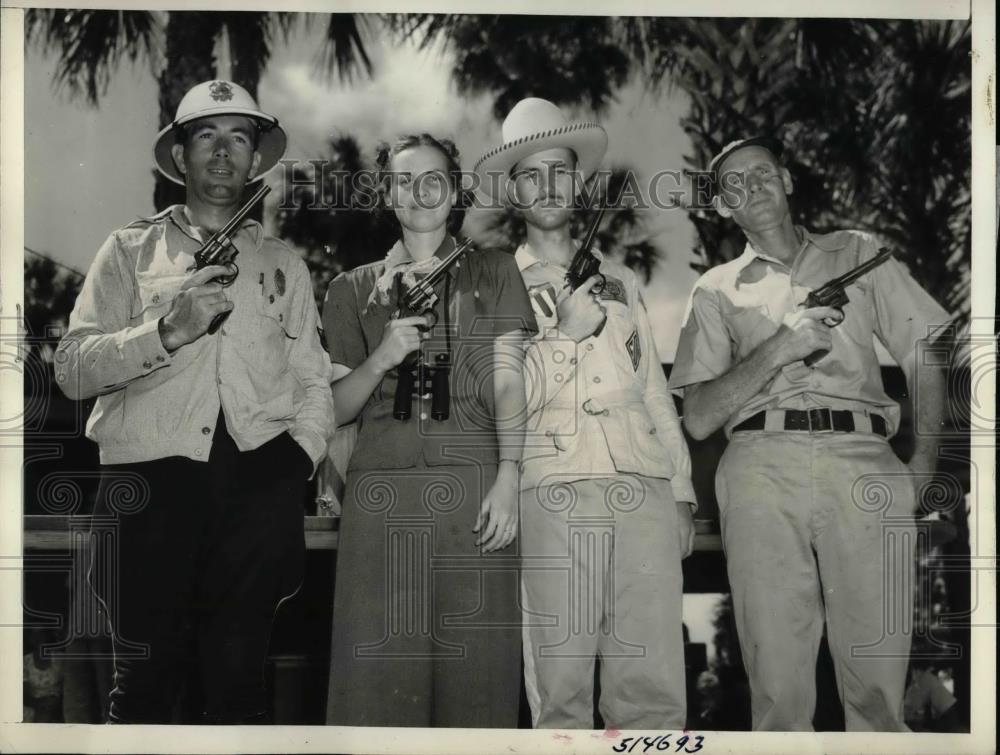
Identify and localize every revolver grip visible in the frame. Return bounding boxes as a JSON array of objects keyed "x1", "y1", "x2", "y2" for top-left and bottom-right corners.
[{"x1": 206, "y1": 309, "x2": 232, "y2": 335}]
